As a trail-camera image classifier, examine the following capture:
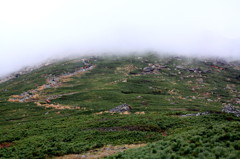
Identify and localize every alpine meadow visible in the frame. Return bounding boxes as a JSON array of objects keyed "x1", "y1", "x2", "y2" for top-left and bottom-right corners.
[{"x1": 0, "y1": 53, "x2": 240, "y2": 158}]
